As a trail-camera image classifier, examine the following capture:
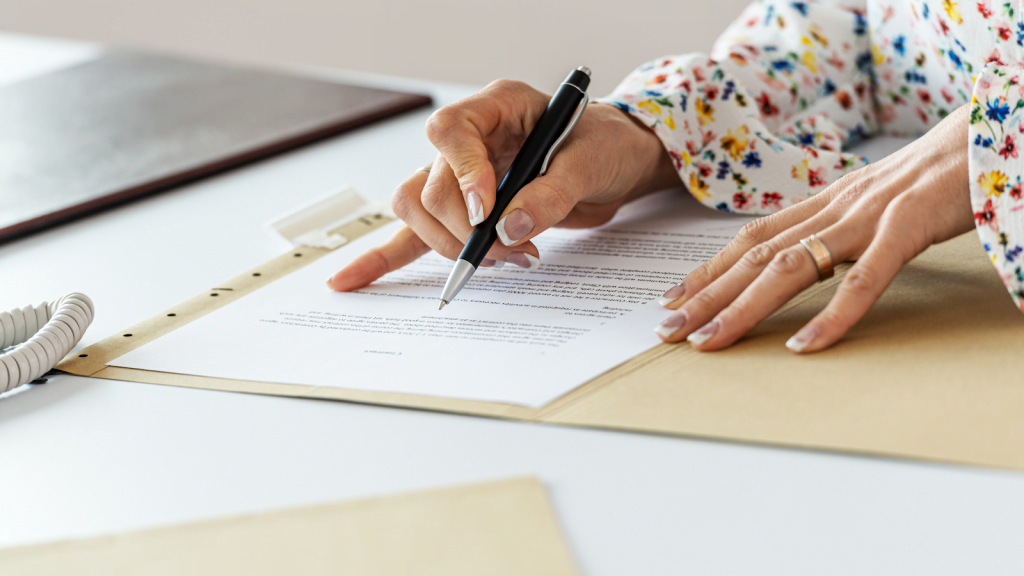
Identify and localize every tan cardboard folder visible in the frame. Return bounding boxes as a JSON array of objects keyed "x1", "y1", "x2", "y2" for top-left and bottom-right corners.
[
  {"x1": 0, "y1": 477, "x2": 579, "y2": 576},
  {"x1": 60, "y1": 215, "x2": 1024, "y2": 470}
]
